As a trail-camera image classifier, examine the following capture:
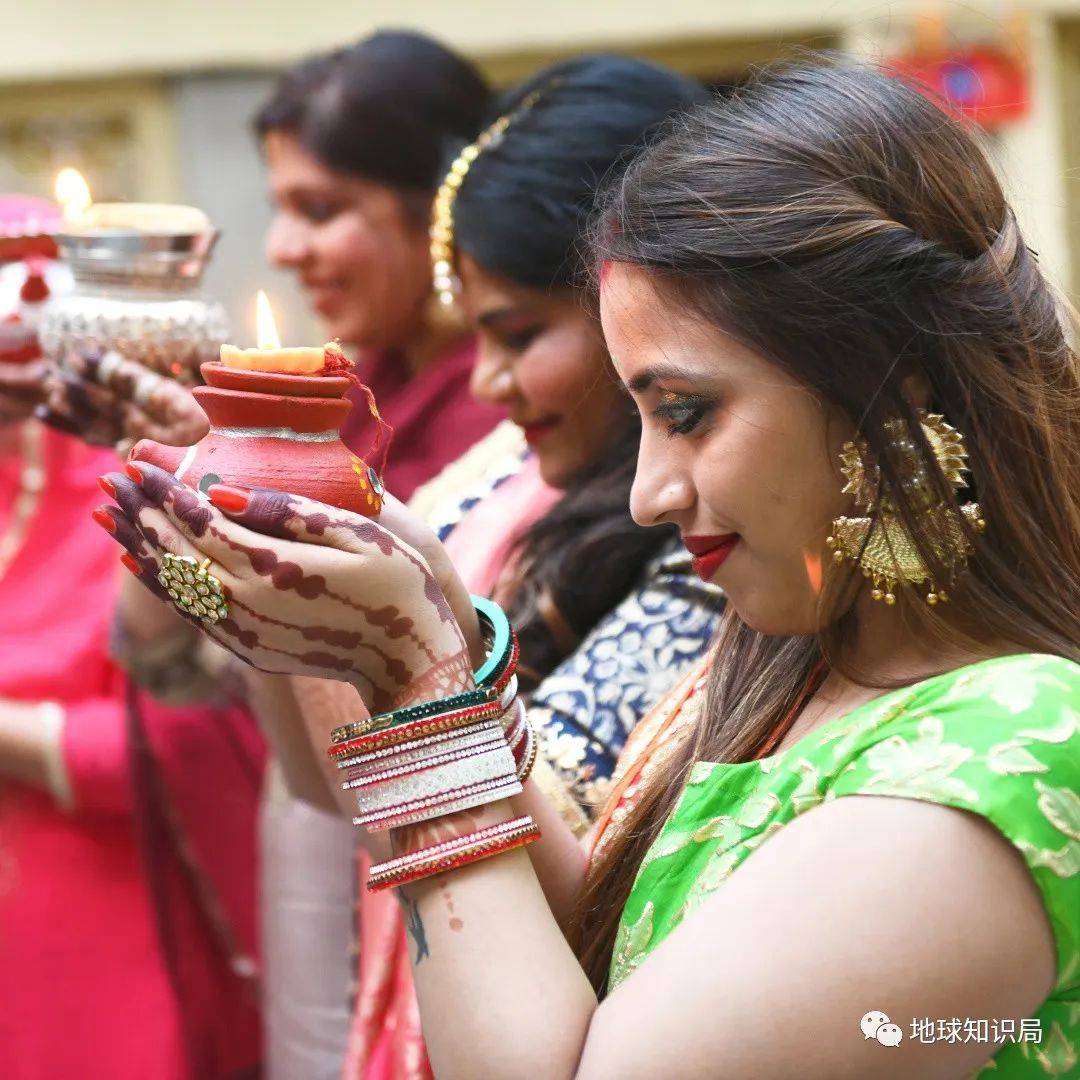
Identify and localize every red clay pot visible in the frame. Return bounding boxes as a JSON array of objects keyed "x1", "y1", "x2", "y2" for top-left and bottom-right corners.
[{"x1": 130, "y1": 361, "x2": 385, "y2": 515}]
